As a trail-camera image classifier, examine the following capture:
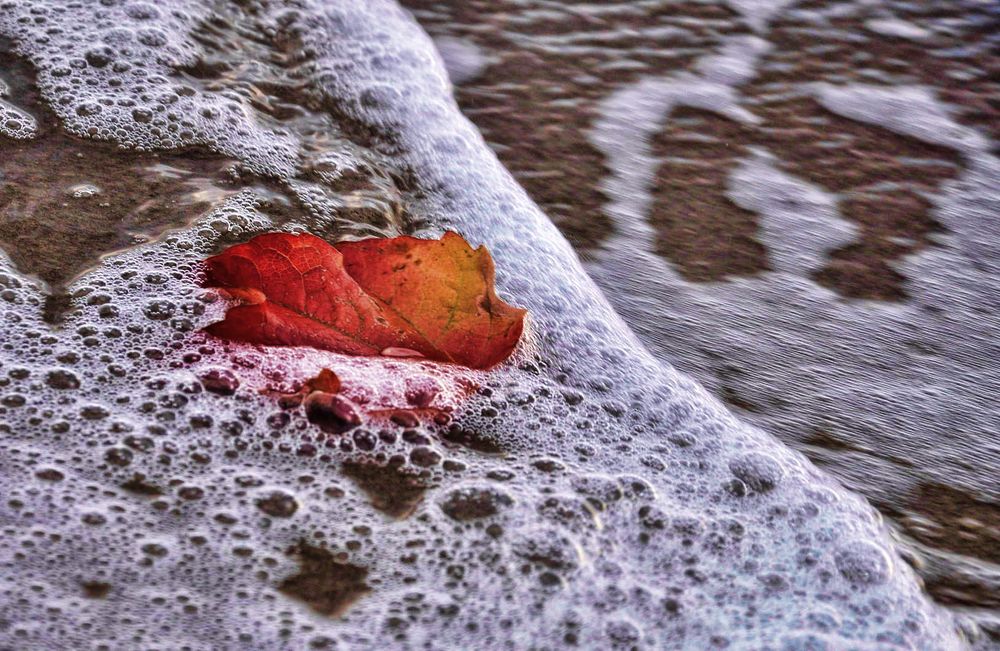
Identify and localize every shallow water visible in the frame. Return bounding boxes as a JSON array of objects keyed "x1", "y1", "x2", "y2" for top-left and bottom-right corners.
[
  {"x1": 0, "y1": 1, "x2": 996, "y2": 649},
  {"x1": 408, "y1": 0, "x2": 1000, "y2": 643}
]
